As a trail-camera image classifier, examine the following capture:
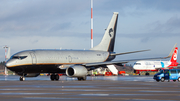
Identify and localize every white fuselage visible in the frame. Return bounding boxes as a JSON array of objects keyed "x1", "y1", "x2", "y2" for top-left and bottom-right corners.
[
  {"x1": 133, "y1": 60, "x2": 171, "y2": 71},
  {"x1": 6, "y1": 50, "x2": 114, "y2": 73}
]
